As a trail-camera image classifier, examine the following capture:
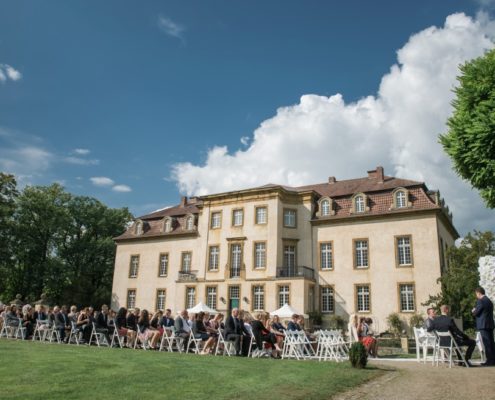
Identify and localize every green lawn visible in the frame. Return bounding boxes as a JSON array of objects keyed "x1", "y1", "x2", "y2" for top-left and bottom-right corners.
[{"x1": 0, "y1": 340, "x2": 383, "y2": 400}]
